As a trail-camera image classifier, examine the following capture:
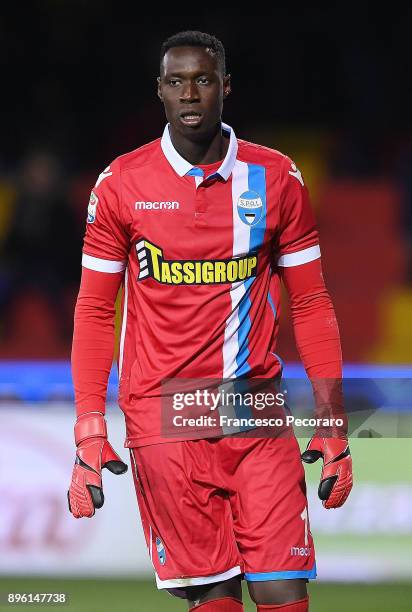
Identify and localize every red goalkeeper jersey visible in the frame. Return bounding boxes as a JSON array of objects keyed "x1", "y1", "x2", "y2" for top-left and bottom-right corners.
[{"x1": 76, "y1": 122, "x2": 327, "y2": 447}]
